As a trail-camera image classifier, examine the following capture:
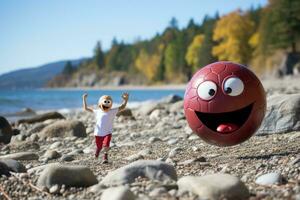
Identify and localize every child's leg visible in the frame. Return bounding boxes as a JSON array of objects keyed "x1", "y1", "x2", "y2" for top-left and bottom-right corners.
[
  {"x1": 95, "y1": 136, "x2": 104, "y2": 158},
  {"x1": 102, "y1": 134, "x2": 112, "y2": 161}
]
